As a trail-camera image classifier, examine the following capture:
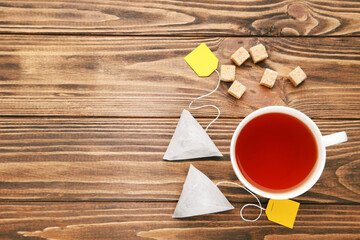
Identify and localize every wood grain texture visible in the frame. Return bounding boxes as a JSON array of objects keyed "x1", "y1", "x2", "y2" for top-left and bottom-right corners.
[
  {"x1": 0, "y1": 202, "x2": 357, "y2": 240},
  {"x1": 0, "y1": 1, "x2": 359, "y2": 239},
  {"x1": 0, "y1": 0, "x2": 359, "y2": 36},
  {"x1": 0, "y1": 36, "x2": 359, "y2": 118},
  {"x1": 0, "y1": 117, "x2": 358, "y2": 203}
]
